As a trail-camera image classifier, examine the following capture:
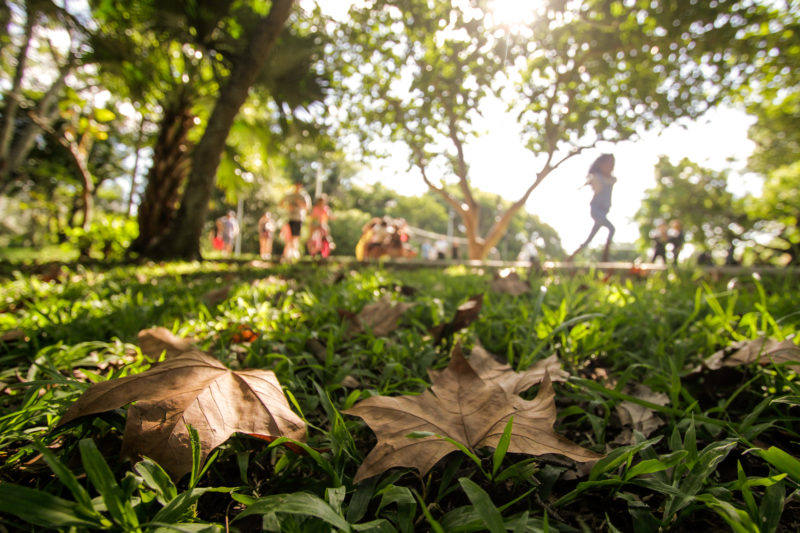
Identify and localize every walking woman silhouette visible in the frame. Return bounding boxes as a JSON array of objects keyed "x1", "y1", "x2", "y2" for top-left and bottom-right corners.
[{"x1": 568, "y1": 153, "x2": 617, "y2": 262}]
